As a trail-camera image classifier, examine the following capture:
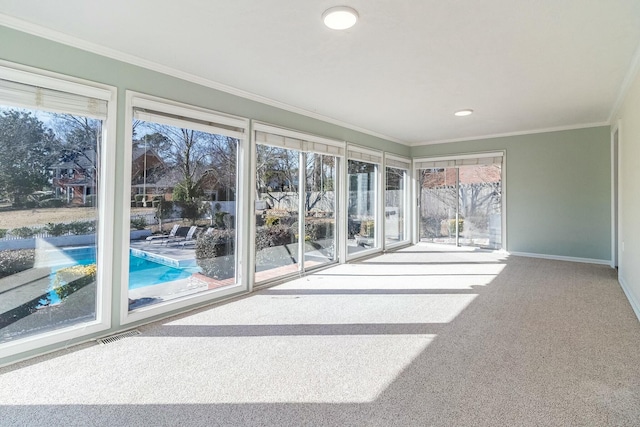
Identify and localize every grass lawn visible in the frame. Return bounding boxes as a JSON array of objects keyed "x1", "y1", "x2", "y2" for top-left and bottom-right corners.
[{"x1": 0, "y1": 206, "x2": 155, "y2": 229}]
